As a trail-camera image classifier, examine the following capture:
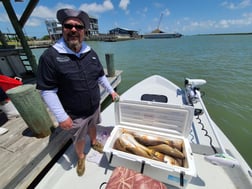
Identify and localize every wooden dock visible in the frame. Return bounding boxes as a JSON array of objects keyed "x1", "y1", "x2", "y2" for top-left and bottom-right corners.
[{"x1": 0, "y1": 70, "x2": 122, "y2": 189}]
